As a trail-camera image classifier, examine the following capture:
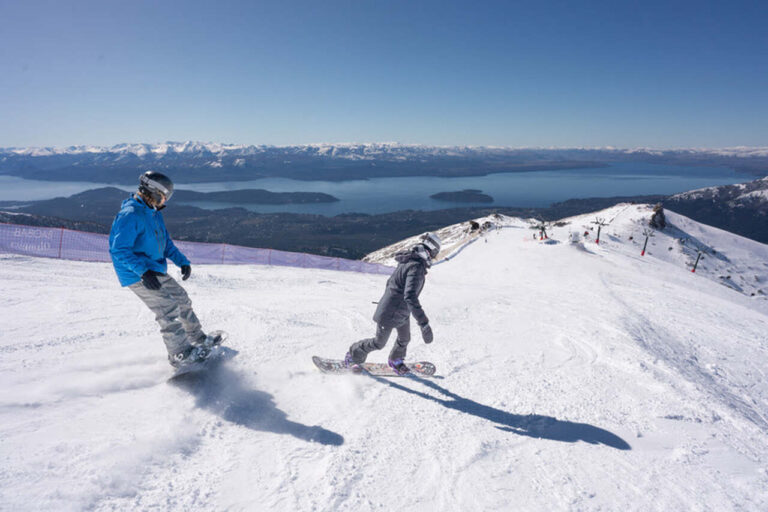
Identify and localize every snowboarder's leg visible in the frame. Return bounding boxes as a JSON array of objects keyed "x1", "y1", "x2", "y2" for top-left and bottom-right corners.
[
  {"x1": 348, "y1": 323, "x2": 392, "y2": 364},
  {"x1": 156, "y1": 275, "x2": 206, "y2": 344},
  {"x1": 388, "y1": 322, "x2": 411, "y2": 361},
  {"x1": 129, "y1": 276, "x2": 202, "y2": 361}
]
